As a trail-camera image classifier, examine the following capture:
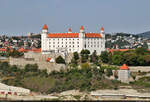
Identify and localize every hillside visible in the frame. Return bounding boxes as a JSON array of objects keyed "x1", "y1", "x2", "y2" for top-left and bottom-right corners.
[{"x1": 138, "y1": 31, "x2": 150, "y2": 38}]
